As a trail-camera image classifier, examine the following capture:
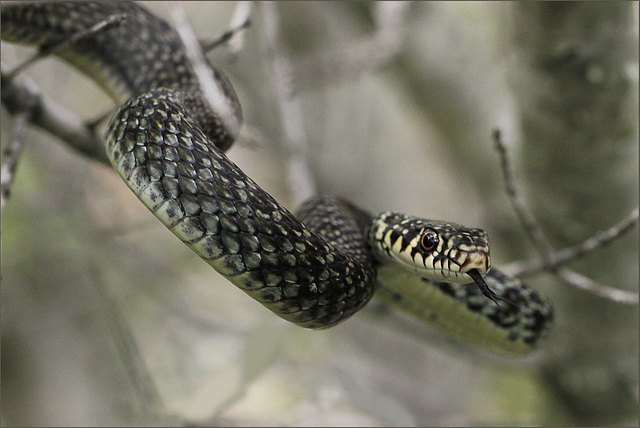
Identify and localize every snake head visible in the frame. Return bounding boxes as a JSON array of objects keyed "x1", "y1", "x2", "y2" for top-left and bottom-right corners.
[{"x1": 369, "y1": 212, "x2": 492, "y2": 285}]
